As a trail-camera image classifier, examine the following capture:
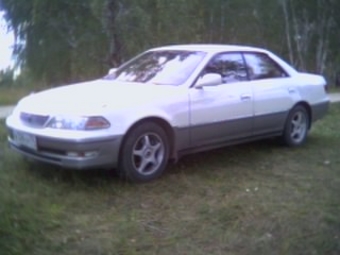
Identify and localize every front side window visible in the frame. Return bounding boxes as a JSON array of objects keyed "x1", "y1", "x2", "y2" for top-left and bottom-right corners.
[
  {"x1": 203, "y1": 52, "x2": 247, "y2": 84},
  {"x1": 243, "y1": 53, "x2": 288, "y2": 80},
  {"x1": 106, "y1": 50, "x2": 206, "y2": 86}
]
